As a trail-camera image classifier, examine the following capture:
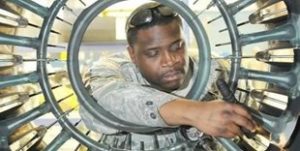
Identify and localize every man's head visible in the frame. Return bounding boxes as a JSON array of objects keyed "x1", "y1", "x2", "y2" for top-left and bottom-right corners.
[{"x1": 126, "y1": 2, "x2": 189, "y2": 92}]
